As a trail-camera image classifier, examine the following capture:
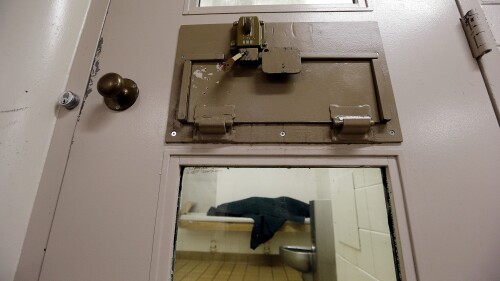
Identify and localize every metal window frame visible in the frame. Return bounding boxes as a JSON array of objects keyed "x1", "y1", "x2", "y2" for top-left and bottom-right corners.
[
  {"x1": 183, "y1": 0, "x2": 371, "y2": 14},
  {"x1": 481, "y1": 0, "x2": 500, "y2": 5},
  {"x1": 148, "y1": 146, "x2": 417, "y2": 281}
]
